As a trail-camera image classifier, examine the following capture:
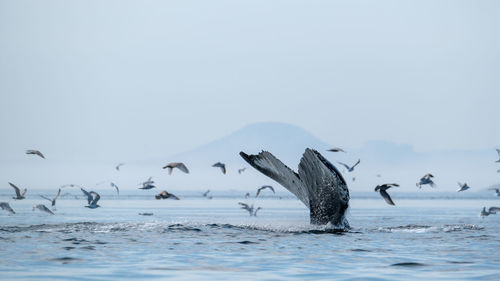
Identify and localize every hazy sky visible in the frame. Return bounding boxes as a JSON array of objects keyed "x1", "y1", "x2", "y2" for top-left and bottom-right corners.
[{"x1": 1, "y1": 0, "x2": 499, "y2": 164}]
